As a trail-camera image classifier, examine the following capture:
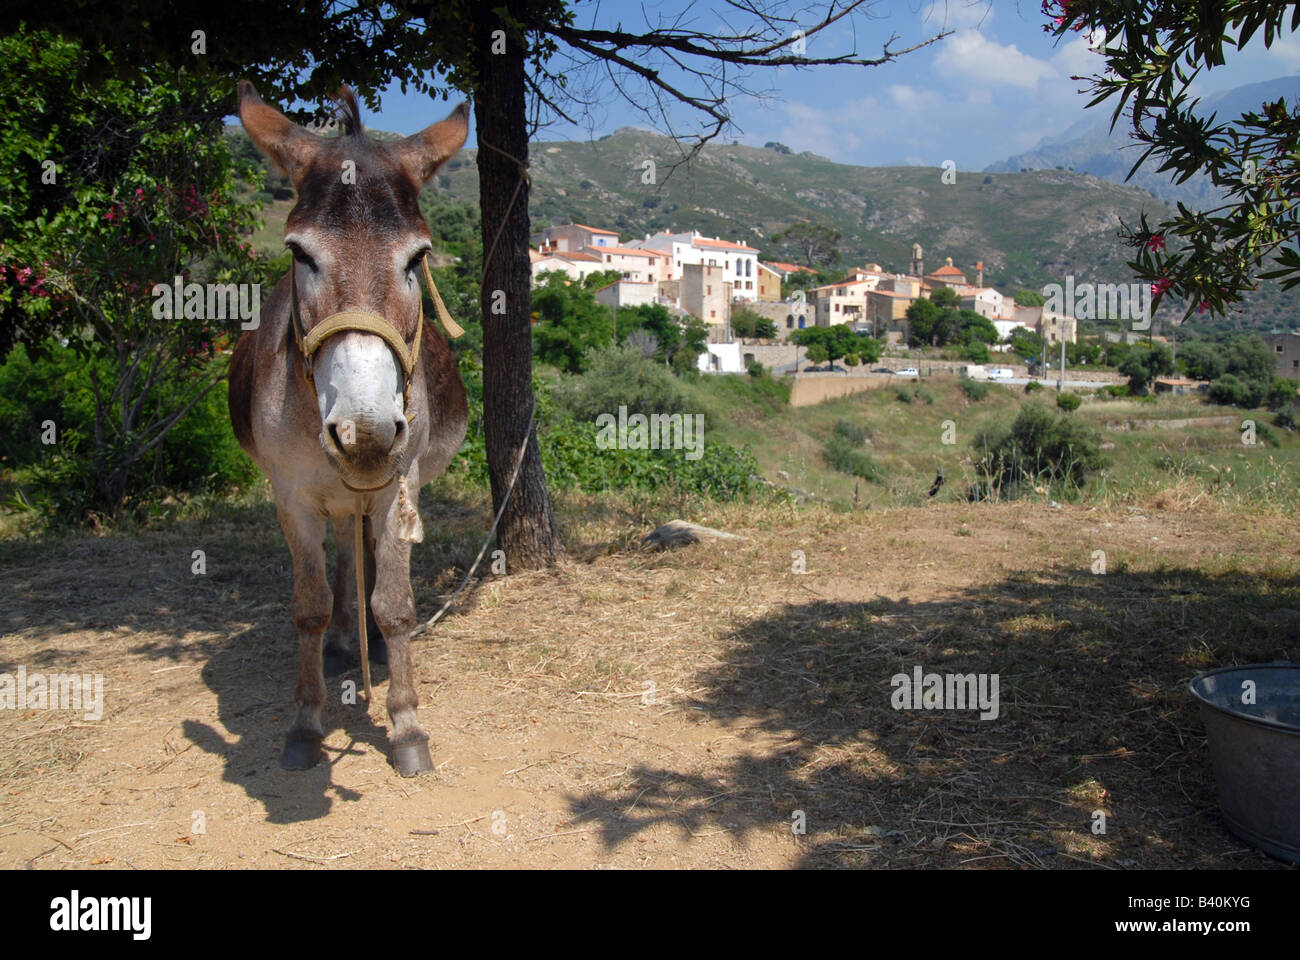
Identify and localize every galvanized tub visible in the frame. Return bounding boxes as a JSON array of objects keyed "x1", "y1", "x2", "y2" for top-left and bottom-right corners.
[{"x1": 1189, "y1": 663, "x2": 1300, "y2": 864}]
